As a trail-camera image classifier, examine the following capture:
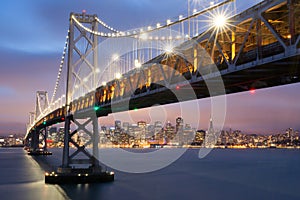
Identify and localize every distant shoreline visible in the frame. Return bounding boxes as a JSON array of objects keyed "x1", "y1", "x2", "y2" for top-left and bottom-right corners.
[
  {"x1": 44, "y1": 145, "x2": 300, "y2": 150},
  {"x1": 0, "y1": 144, "x2": 24, "y2": 148}
]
